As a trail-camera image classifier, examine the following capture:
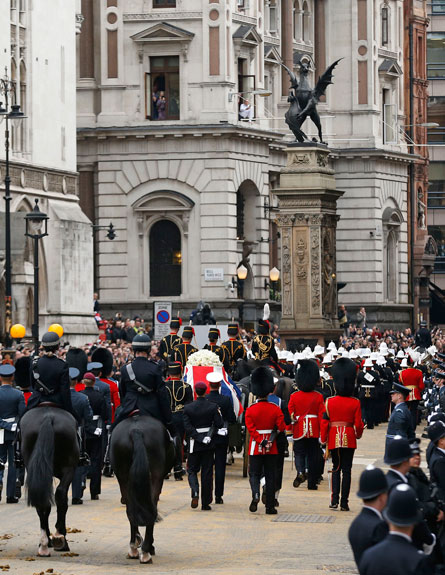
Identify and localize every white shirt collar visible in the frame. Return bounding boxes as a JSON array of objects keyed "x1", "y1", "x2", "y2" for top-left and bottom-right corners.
[
  {"x1": 437, "y1": 447, "x2": 445, "y2": 456},
  {"x1": 389, "y1": 469, "x2": 408, "y2": 483},
  {"x1": 389, "y1": 531, "x2": 412, "y2": 543},
  {"x1": 363, "y1": 506, "x2": 383, "y2": 520}
]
